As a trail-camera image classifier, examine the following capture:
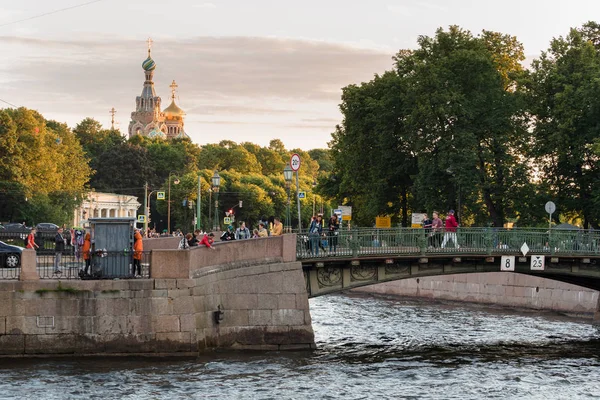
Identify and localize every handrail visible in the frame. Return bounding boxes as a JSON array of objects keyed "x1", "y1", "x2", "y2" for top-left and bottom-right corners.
[{"x1": 296, "y1": 227, "x2": 600, "y2": 259}]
